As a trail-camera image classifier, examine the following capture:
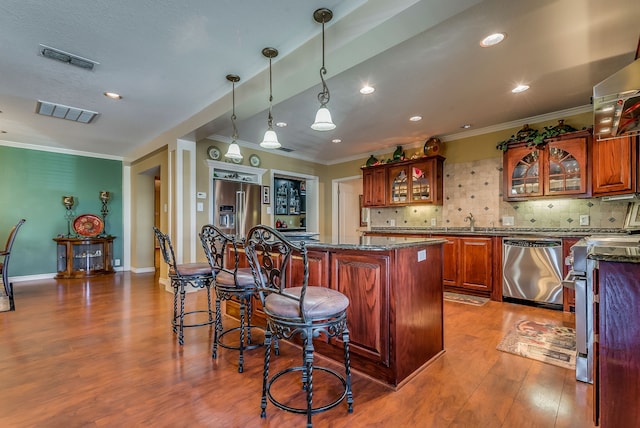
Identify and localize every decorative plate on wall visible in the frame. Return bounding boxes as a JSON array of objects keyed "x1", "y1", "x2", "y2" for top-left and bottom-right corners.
[
  {"x1": 207, "y1": 146, "x2": 221, "y2": 160},
  {"x1": 249, "y1": 154, "x2": 261, "y2": 167},
  {"x1": 73, "y1": 214, "x2": 104, "y2": 237}
]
